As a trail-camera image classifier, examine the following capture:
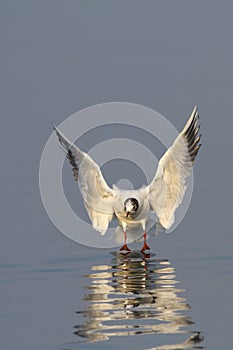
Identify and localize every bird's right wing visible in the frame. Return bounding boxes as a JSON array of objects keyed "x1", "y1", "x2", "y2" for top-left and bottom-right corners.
[{"x1": 54, "y1": 126, "x2": 117, "y2": 234}]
